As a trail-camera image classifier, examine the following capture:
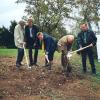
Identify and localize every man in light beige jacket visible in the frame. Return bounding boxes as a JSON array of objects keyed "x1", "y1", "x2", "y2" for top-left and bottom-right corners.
[
  {"x1": 57, "y1": 35, "x2": 74, "y2": 74},
  {"x1": 14, "y1": 20, "x2": 26, "y2": 68}
]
